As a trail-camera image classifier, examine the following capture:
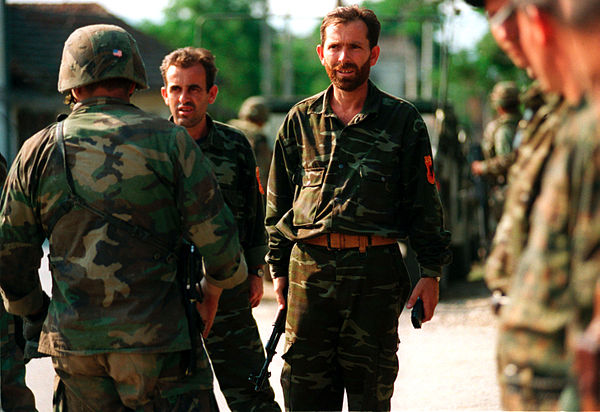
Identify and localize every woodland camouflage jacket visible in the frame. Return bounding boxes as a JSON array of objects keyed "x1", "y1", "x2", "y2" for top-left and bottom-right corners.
[{"x1": 0, "y1": 97, "x2": 244, "y2": 356}]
